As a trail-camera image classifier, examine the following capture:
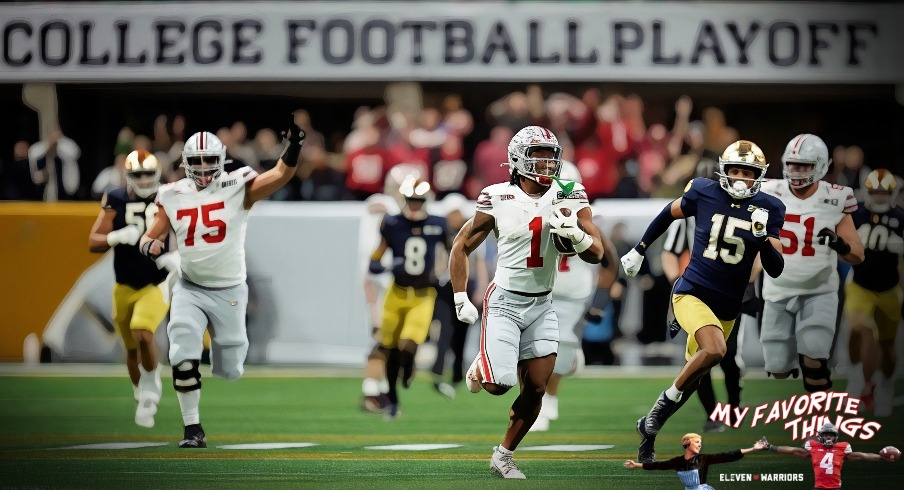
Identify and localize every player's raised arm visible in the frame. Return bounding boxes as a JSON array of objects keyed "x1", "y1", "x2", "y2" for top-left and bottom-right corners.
[
  {"x1": 244, "y1": 118, "x2": 305, "y2": 208},
  {"x1": 450, "y1": 211, "x2": 494, "y2": 323},
  {"x1": 759, "y1": 437, "x2": 809, "y2": 458}
]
